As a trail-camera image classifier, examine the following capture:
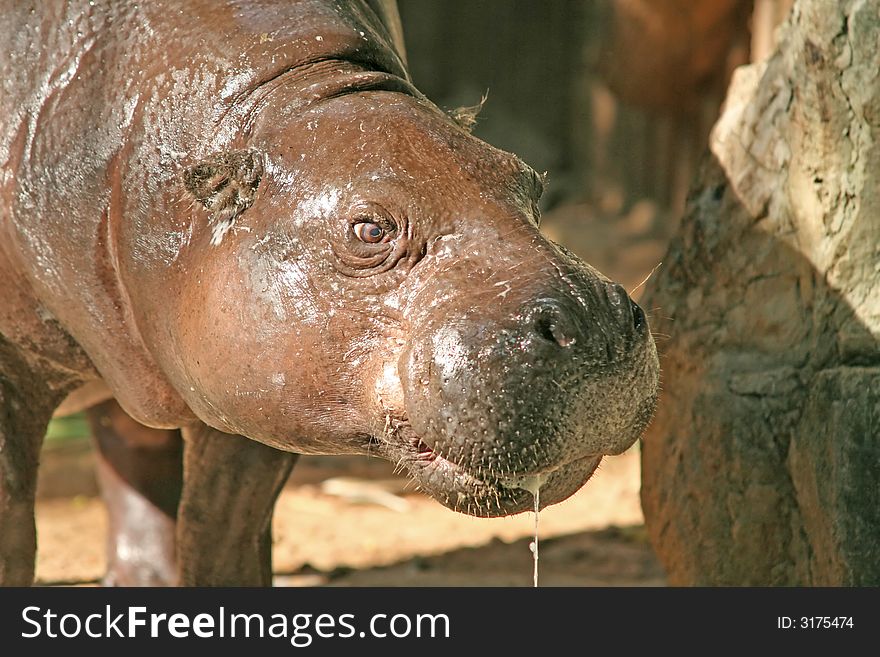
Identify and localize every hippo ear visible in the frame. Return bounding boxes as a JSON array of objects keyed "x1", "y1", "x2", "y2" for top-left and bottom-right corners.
[
  {"x1": 183, "y1": 149, "x2": 264, "y2": 245},
  {"x1": 449, "y1": 91, "x2": 488, "y2": 132}
]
